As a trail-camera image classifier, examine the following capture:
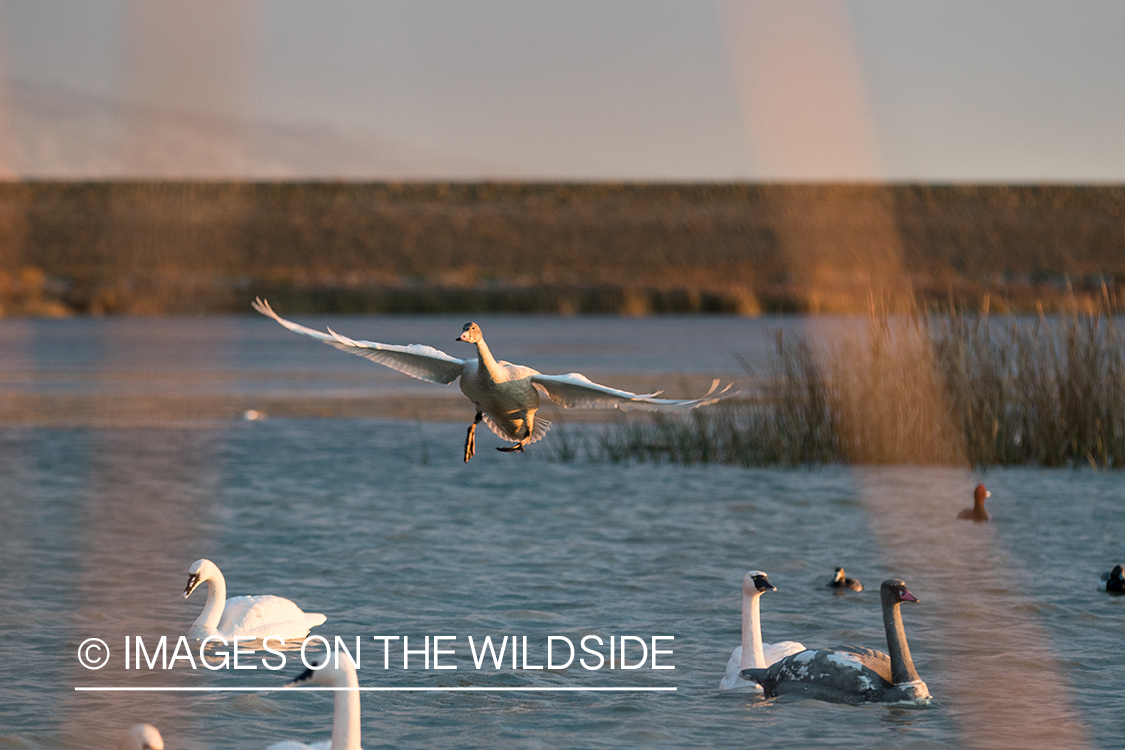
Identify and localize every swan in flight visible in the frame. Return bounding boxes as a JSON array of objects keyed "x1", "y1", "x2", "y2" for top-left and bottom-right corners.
[
  {"x1": 826, "y1": 567, "x2": 863, "y2": 592},
  {"x1": 253, "y1": 298, "x2": 732, "y2": 461},
  {"x1": 118, "y1": 724, "x2": 163, "y2": 750},
  {"x1": 720, "y1": 571, "x2": 805, "y2": 691},
  {"x1": 741, "y1": 579, "x2": 931, "y2": 705},
  {"x1": 957, "y1": 483, "x2": 991, "y2": 521},
  {"x1": 184, "y1": 558, "x2": 327, "y2": 641},
  {"x1": 268, "y1": 658, "x2": 362, "y2": 750}
]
